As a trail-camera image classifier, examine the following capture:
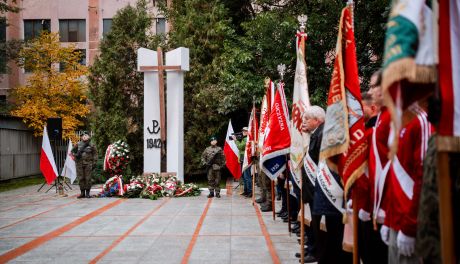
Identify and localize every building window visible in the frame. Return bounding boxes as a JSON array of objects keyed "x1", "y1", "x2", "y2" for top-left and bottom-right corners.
[
  {"x1": 60, "y1": 49, "x2": 86, "y2": 72},
  {"x1": 103, "y1": 19, "x2": 112, "y2": 36},
  {"x1": 59, "y1": 19, "x2": 86, "y2": 42},
  {"x1": 156, "y1": 18, "x2": 166, "y2": 35},
  {"x1": 24, "y1": 19, "x2": 51, "y2": 41}
]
